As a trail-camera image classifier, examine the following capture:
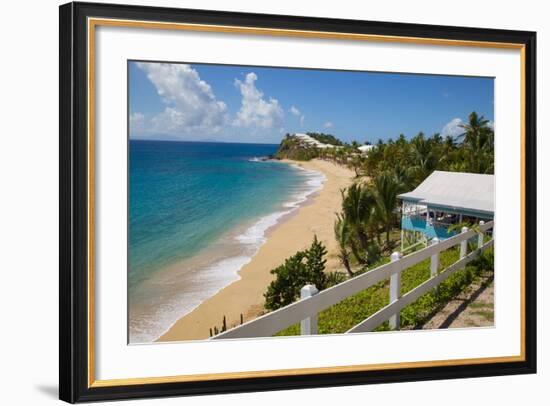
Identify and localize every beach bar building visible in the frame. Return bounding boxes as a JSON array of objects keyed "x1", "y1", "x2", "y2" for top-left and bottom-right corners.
[{"x1": 398, "y1": 171, "x2": 494, "y2": 251}]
